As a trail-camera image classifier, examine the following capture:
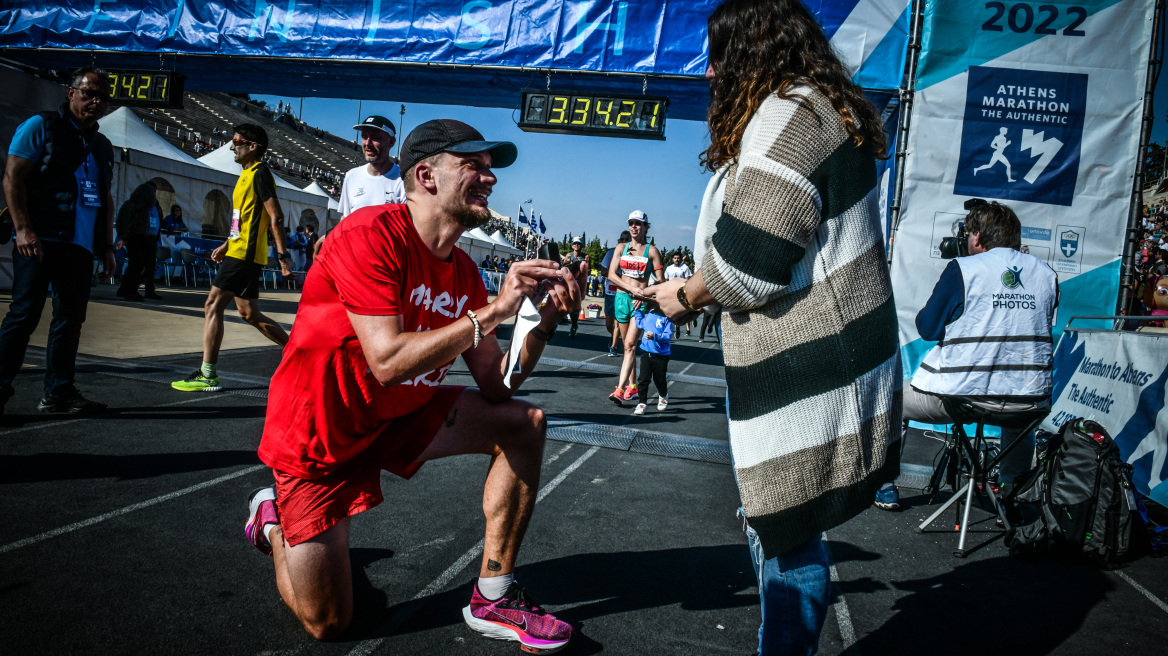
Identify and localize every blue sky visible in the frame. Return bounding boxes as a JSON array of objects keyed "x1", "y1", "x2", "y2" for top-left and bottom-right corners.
[
  {"x1": 1151, "y1": 65, "x2": 1168, "y2": 150},
  {"x1": 256, "y1": 94, "x2": 712, "y2": 255}
]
